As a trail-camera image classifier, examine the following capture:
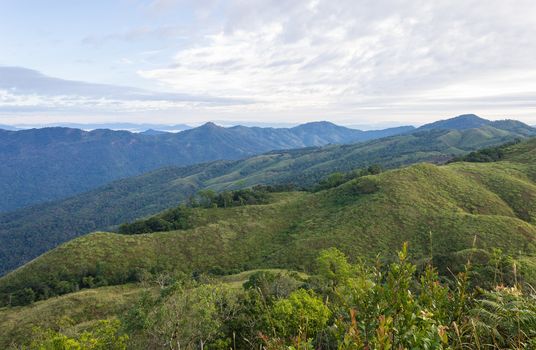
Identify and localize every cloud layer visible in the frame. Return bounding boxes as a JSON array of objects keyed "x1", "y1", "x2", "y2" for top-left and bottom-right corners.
[
  {"x1": 0, "y1": 66, "x2": 251, "y2": 114},
  {"x1": 2, "y1": 0, "x2": 536, "y2": 125}
]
